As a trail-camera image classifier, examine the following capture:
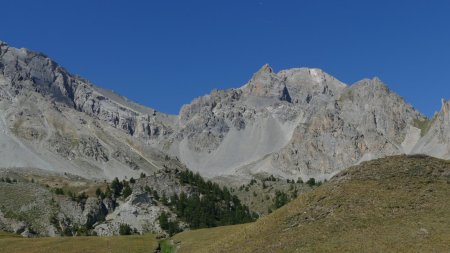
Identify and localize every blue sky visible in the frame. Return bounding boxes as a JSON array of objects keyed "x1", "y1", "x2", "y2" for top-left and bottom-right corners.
[{"x1": 2, "y1": 0, "x2": 450, "y2": 116}]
